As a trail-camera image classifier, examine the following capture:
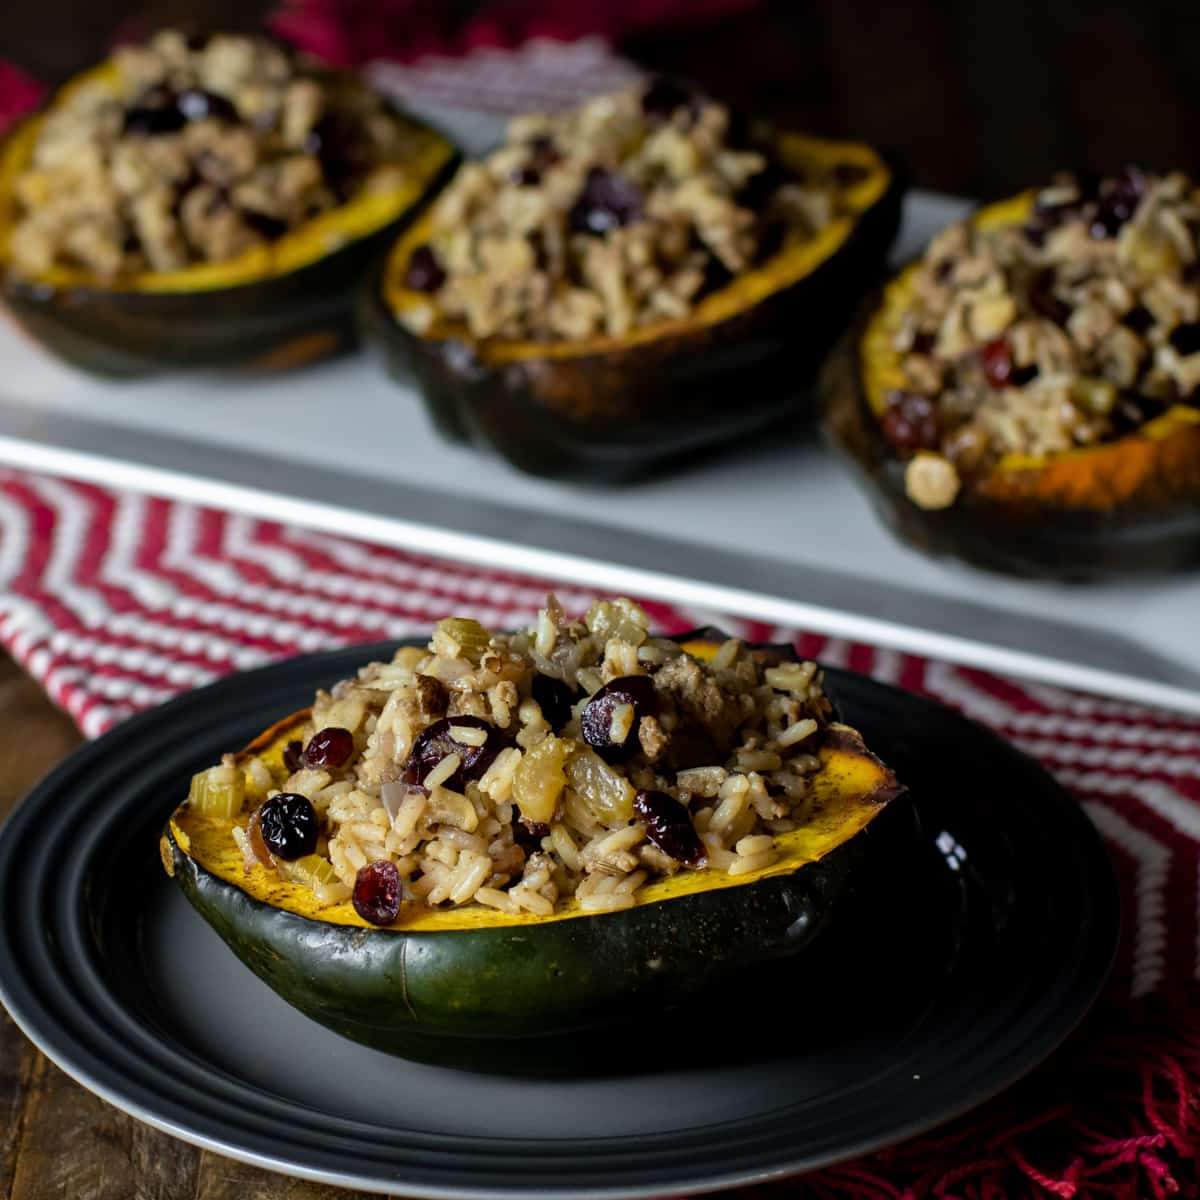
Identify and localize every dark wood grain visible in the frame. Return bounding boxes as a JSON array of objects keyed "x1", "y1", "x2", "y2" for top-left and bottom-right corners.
[
  {"x1": 194, "y1": 1154, "x2": 396, "y2": 1200},
  {"x1": 0, "y1": 1015, "x2": 36, "y2": 1200},
  {"x1": 0, "y1": 649, "x2": 395, "y2": 1199}
]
